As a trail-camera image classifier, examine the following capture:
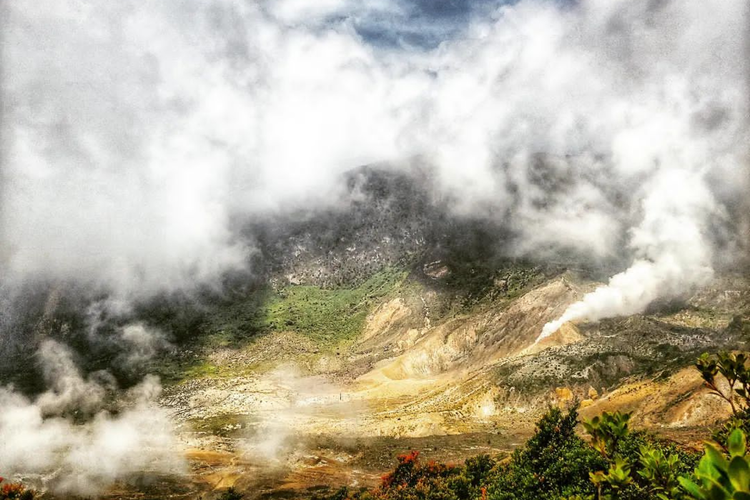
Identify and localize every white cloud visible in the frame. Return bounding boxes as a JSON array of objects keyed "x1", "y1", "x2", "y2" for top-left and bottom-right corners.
[
  {"x1": 0, "y1": 341, "x2": 184, "y2": 496},
  {"x1": 2, "y1": 0, "x2": 748, "y2": 335}
]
